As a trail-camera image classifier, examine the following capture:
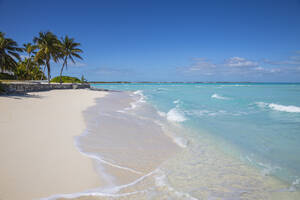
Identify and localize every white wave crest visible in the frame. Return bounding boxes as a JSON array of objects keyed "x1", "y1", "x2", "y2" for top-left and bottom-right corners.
[
  {"x1": 256, "y1": 102, "x2": 300, "y2": 113},
  {"x1": 119, "y1": 90, "x2": 146, "y2": 112},
  {"x1": 156, "y1": 88, "x2": 168, "y2": 91},
  {"x1": 173, "y1": 137, "x2": 188, "y2": 148},
  {"x1": 157, "y1": 110, "x2": 167, "y2": 117},
  {"x1": 289, "y1": 178, "x2": 300, "y2": 192},
  {"x1": 190, "y1": 109, "x2": 227, "y2": 117},
  {"x1": 39, "y1": 190, "x2": 146, "y2": 200},
  {"x1": 173, "y1": 99, "x2": 180, "y2": 104},
  {"x1": 220, "y1": 84, "x2": 252, "y2": 87},
  {"x1": 269, "y1": 103, "x2": 300, "y2": 113},
  {"x1": 40, "y1": 170, "x2": 155, "y2": 200},
  {"x1": 131, "y1": 90, "x2": 146, "y2": 108},
  {"x1": 74, "y1": 136, "x2": 142, "y2": 175},
  {"x1": 257, "y1": 162, "x2": 281, "y2": 176},
  {"x1": 154, "y1": 170, "x2": 199, "y2": 200},
  {"x1": 211, "y1": 93, "x2": 230, "y2": 100},
  {"x1": 166, "y1": 108, "x2": 186, "y2": 122}
]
